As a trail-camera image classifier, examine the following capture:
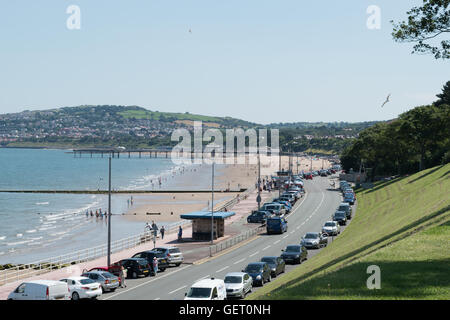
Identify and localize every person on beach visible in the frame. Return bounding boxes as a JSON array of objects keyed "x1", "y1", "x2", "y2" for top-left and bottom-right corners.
[
  {"x1": 178, "y1": 226, "x2": 183, "y2": 242},
  {"x1": 90, "y1": 210, "x2": 93, "y2": 217},
  {"x1": 160, "y1": 226, "x2": 165, "y2": 239},
  {"x1": 119, "y1": 266, "x2": 127, "y2": 288},
  {"x1": 86, "y1": 210, "x2": 89, "y2": 217},
  {"x1": 152, "y1": 257, "x2": 158, "y2": 276},
  {"x1": 95, "y1": 210, "x2": 99, "y2": 219}
]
